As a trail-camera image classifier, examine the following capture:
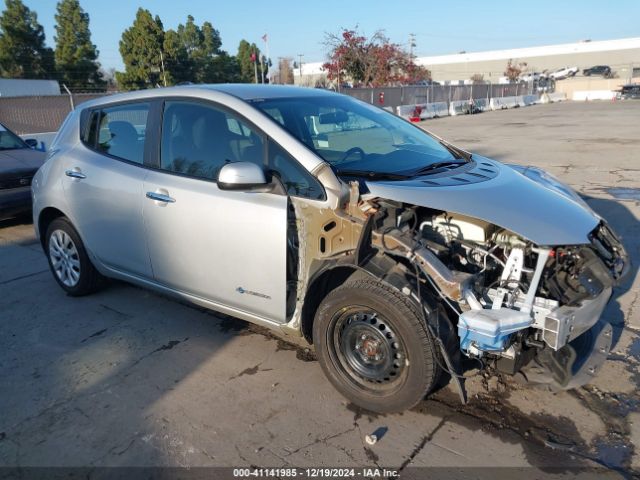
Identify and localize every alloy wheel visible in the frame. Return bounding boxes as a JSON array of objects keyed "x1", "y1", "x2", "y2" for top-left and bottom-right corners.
[{"x1": 48, "y1": 229, "x2": 81, "y2": 287}]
